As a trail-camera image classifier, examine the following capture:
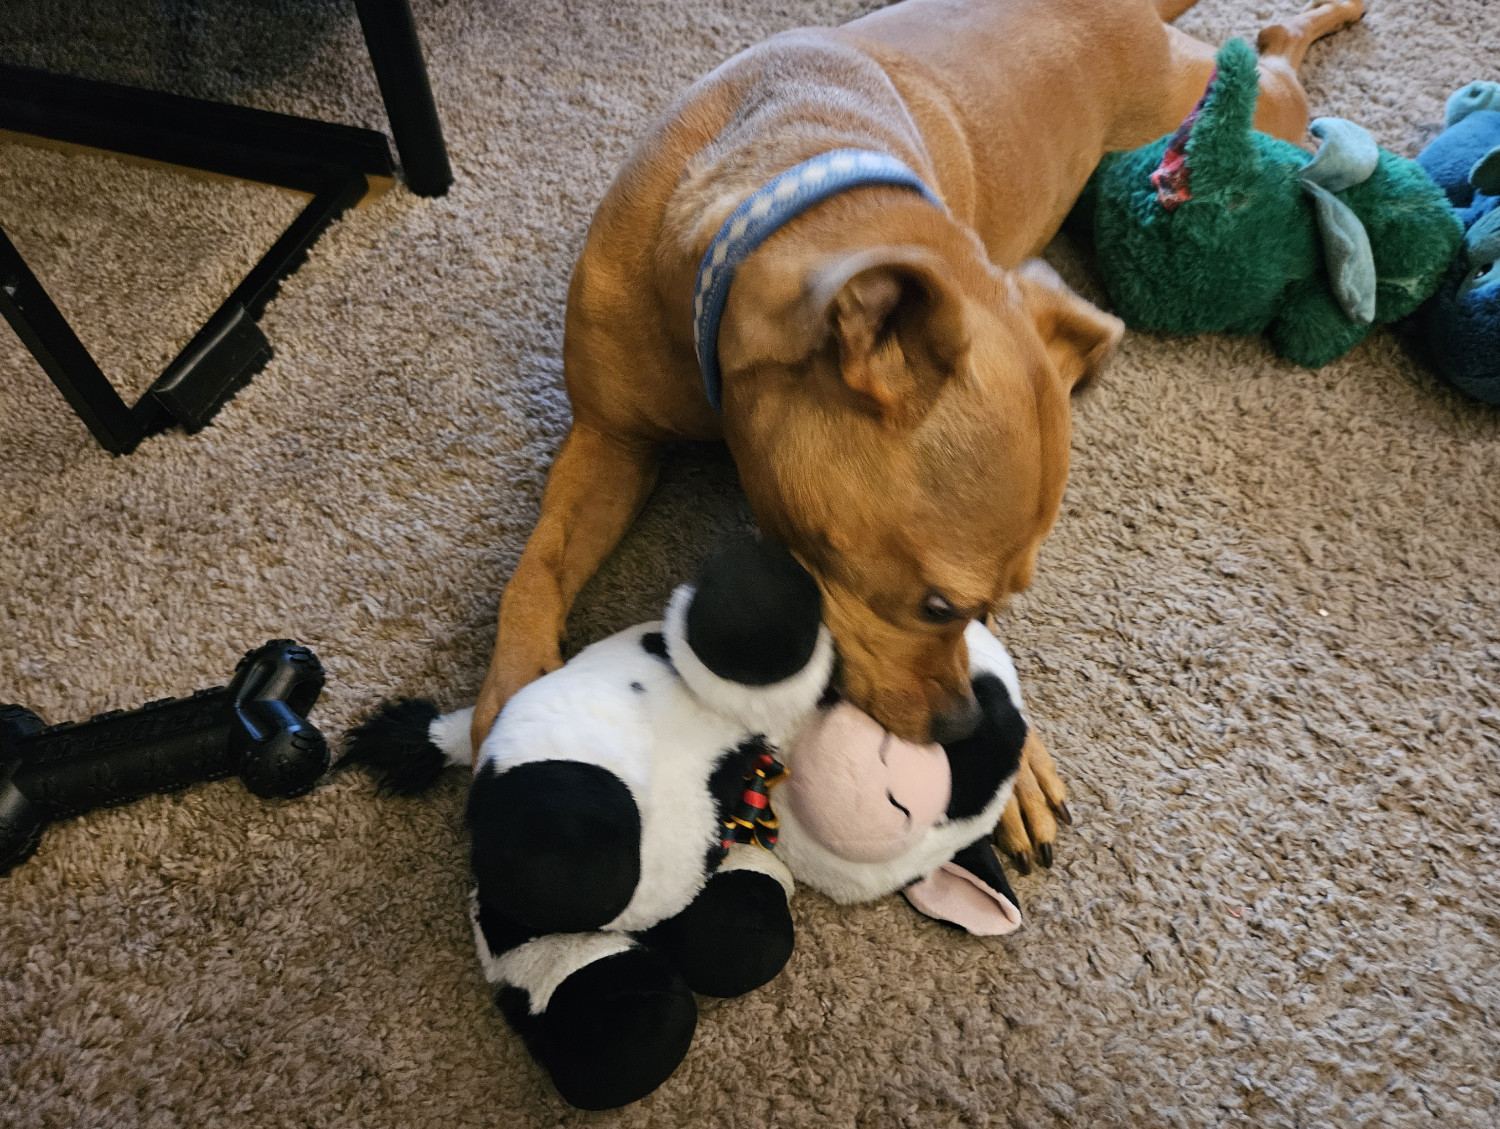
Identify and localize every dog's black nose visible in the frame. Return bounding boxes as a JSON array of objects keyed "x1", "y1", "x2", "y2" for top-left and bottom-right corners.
[{"x1": 930, "y1": 694, "x2": 981, "y2": 745}]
